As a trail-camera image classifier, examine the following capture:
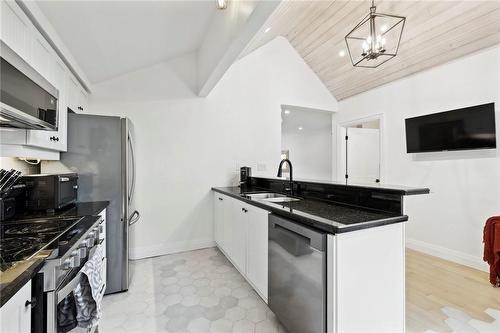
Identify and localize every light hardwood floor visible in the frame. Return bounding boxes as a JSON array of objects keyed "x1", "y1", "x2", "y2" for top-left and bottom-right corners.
[{"x1": 406, "y1": 249, "x2": 500, "y2": 332}]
